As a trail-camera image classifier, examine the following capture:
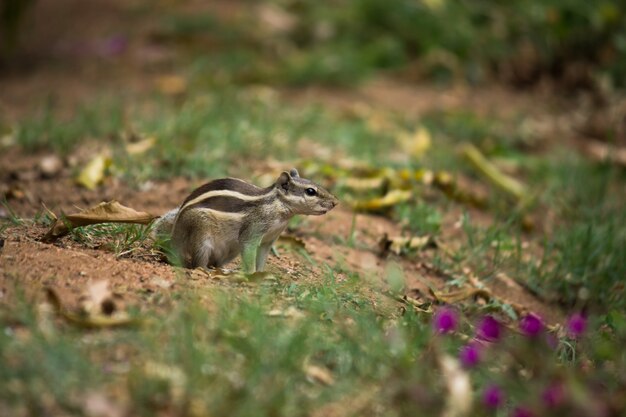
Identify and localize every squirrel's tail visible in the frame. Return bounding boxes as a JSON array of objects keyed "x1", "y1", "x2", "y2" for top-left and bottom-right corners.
[{"x1": 150, "y1": 208, "x2": 179, "y2": 239}]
